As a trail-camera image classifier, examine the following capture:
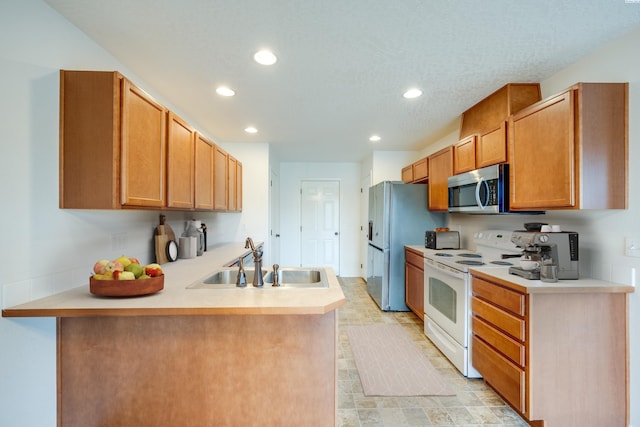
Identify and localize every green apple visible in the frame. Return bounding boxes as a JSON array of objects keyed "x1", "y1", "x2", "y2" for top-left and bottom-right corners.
[{"x1": 125, "y1": 263, "x2": 144, "y2": 278}]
